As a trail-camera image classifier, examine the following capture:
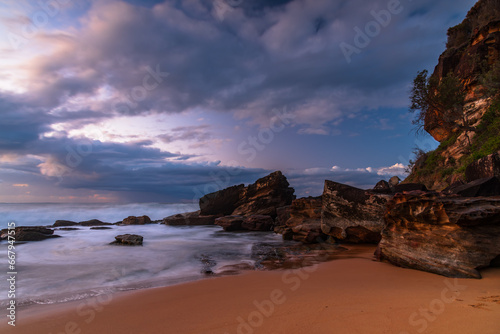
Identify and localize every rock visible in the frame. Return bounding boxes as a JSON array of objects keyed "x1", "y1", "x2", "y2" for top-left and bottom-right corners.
[
  {"x1": 121, "y1": 215, "x2": 152, "y2": 225},
  {"x1": 1, "y1": 226, "x2": 60, "y2": 242},
  {"x1": 53, "y1": 220, "x2": 78, "y2": 227},
  {"x1": 199, "y1": 184, "x2": 245, "y2": 216},
  {"x1": 241, "y1": 215, "x2": 274, "y2": 231},
  {"x1": 389, "y1": 176, "x2": 401, "y2": 187},
  {"x1": 79, "y1": 219, "x2": 112, "y2": 226},
  {"x1": 321, "y1": 180, "x2": 391, "y2": 244},
  {"x1": 217, "y1": 262, "x2": 255, "y2": 275},
  {"x1": 215, "y1": 216, "x2": 245, "y2": 231},
  {"x1": 393, "y1": 183, "x2": 428, "y2": 193},
  {"x1": 277, "y1": 197, "x2": 326, "y2": 243},
  {"x1": 466, "y1": 151, "x2": 500, "y2": 182},
  {"x1": 58, "y1": 228, "x2": 80, "y2": 231},
  {"x1": 273, "y1": 206, "x2": 291, "y2": 235},
  {"x1": 162, "y1": 211, "x2": 219, "y2": 226},
  {"x1": 215, "y1": 215, "x2": 274, "y2": 231},
  {"x1": 372, "y1": 180, "x2": 392, "y2": 194},
  {"x1": 449, "y1": 177, "x2": 500, "y2": 197},
  {"x1": 90, "y1": 227, "x2": 112, "y2": 230},
  {"x1": 199, "y1": 254, "x2": 216, "y2": 275},
  {"x1": 231, "y1": 171, "x2": 295, "y2": 218},
  {"x1": 110, "y1": 234, "x2": 143, "y2": 246},
  {"x1": 377, "y1": 192, "x2": 500, "y2": 278},
  {"x1": 250, "y1": 242, "x2": 347, "y2": 270}
]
